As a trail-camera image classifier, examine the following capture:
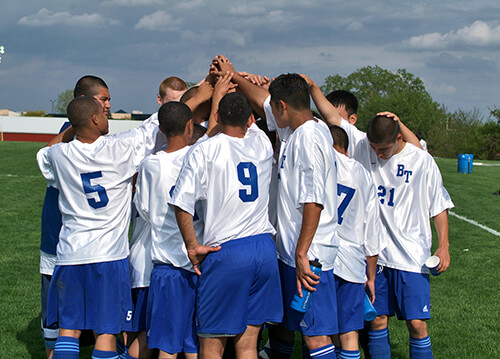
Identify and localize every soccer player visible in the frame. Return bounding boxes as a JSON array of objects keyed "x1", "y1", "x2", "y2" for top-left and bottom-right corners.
[
  {"x1": 306, "y1": 77, "x2": 453, "y2": 359},
  {"x1": 134, "y1": 101, "x2": 202, "y2": 359},
  {"x1": 328, "y1": 125, "x2": 385, "y2": 359},
  {"x1": 170, "y1": 92, "x2": 283, "y2": 359},
  {"x1": 37, "y1": 96, "x2": 159, "y2": 359},
  {"x1": 39, "y1": 75, "x2": 111, "y2": 358},
  {"x1": 158, "y1": 76, "x2": 188, "y2": 103},
  {"x1": 326, "y1": 90, "x2": 358, "y2": 125}
]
